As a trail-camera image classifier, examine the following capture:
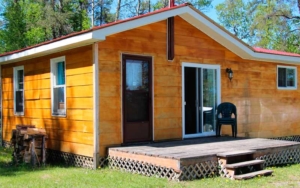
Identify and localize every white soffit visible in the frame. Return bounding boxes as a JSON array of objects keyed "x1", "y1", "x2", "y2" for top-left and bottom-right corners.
[{"x1": 0, "y1": 32, "x2": 104, "y2": 64}]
